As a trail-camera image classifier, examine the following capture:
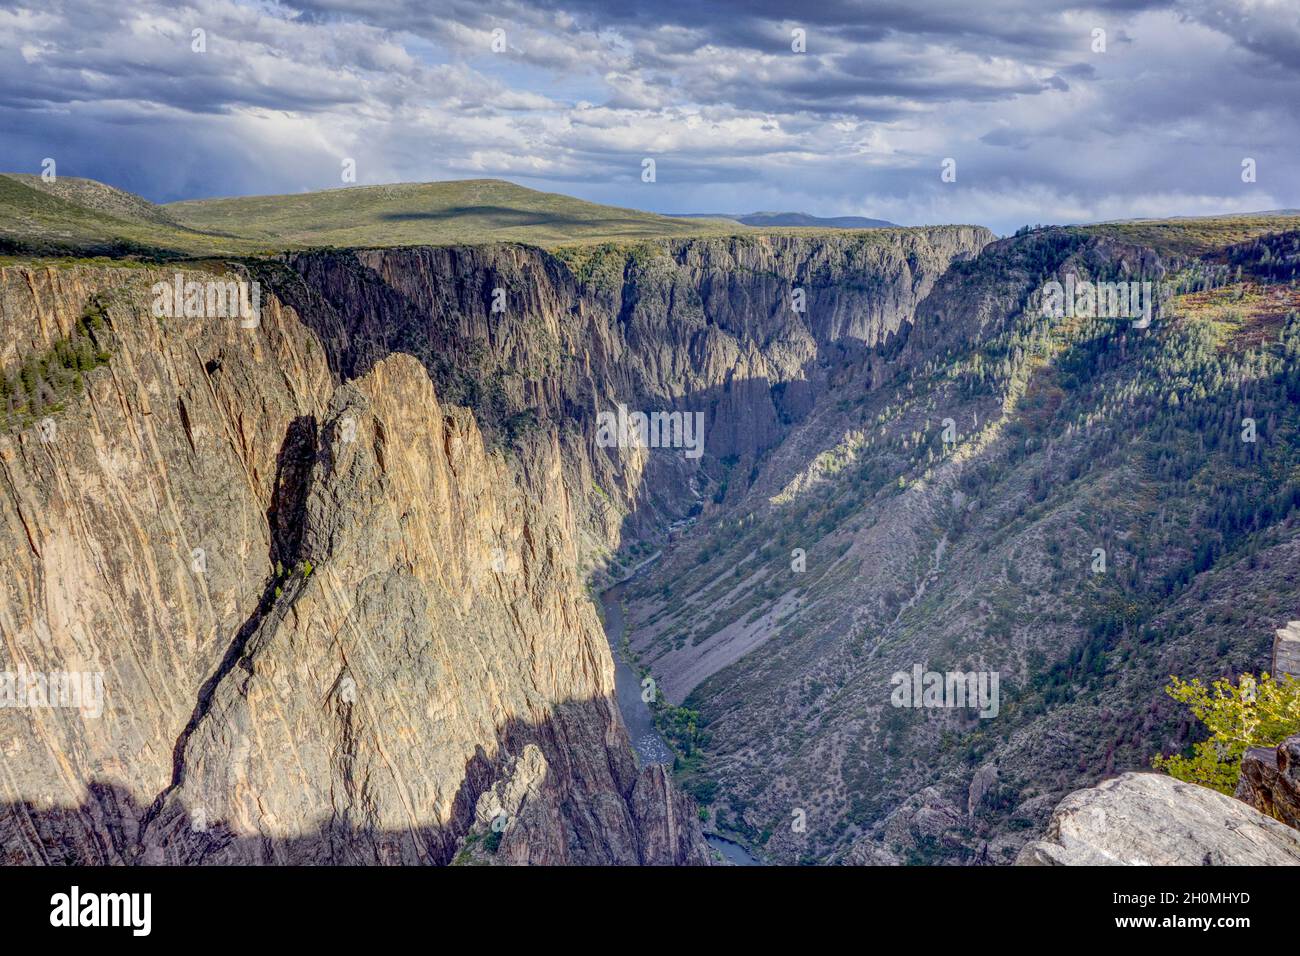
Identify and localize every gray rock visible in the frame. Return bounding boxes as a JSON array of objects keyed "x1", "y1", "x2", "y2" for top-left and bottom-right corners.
[
  {"x1": 1274, "y1": 622, "x2": 1300, "y2": 680},
  {"x1": 967, "y1": 763, "x2": 999, "y2": 817},
  {"x1": 1017, "y1": 772, "x2": 1300, "y2": 866}
]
